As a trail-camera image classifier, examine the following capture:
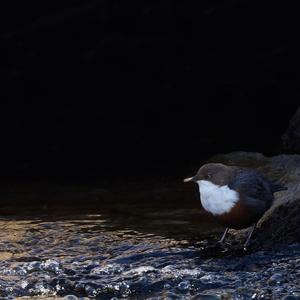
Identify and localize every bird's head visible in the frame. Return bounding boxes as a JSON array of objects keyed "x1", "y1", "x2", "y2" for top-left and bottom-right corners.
[{"x1": 184, "y1": 163, "x2": 235, "y2": 186}]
